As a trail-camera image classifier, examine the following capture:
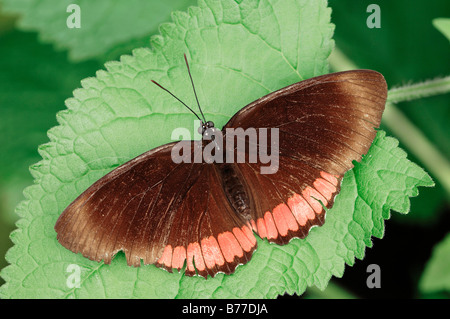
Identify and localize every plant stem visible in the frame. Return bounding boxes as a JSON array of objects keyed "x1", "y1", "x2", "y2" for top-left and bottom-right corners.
[
  {"x1": 388, "y1": 76, "x2": 450, "y2": 104},
  {"x1": 329, "y1": 48, "x2": 450, "y2": 196}
]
